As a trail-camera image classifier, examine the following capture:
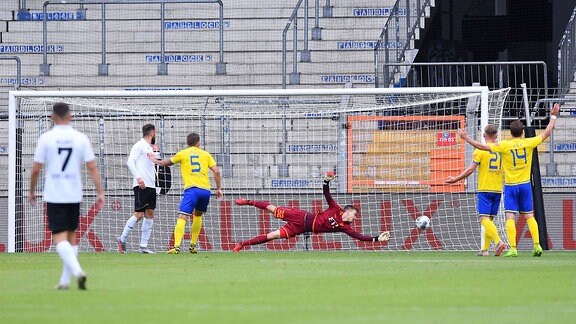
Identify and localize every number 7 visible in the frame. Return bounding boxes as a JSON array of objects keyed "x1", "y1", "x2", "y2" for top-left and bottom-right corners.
[{"x1": 58, "y1": 147, "x2": 72, "y2": 171}]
